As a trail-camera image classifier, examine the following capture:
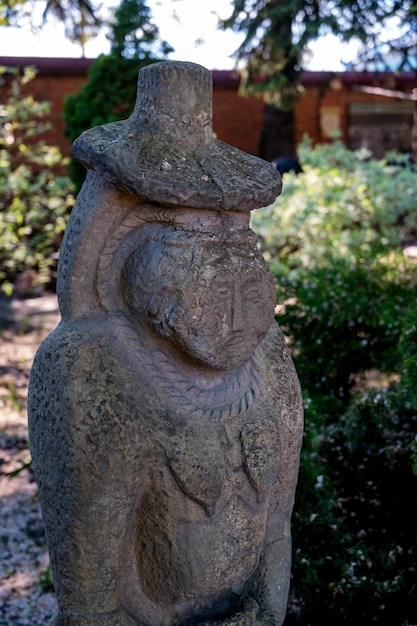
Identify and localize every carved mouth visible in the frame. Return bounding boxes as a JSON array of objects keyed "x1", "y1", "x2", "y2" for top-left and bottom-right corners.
[{"x1": 223, "y1": 333, "x2": 246, "y2": 348}]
